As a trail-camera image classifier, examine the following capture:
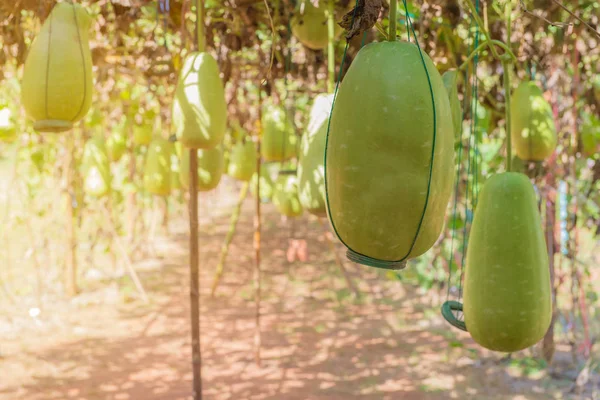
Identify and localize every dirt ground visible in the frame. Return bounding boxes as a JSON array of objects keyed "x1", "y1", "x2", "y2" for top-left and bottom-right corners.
[{"x1": 0, "y1": 197, "x2": 597, "y2": 400}]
